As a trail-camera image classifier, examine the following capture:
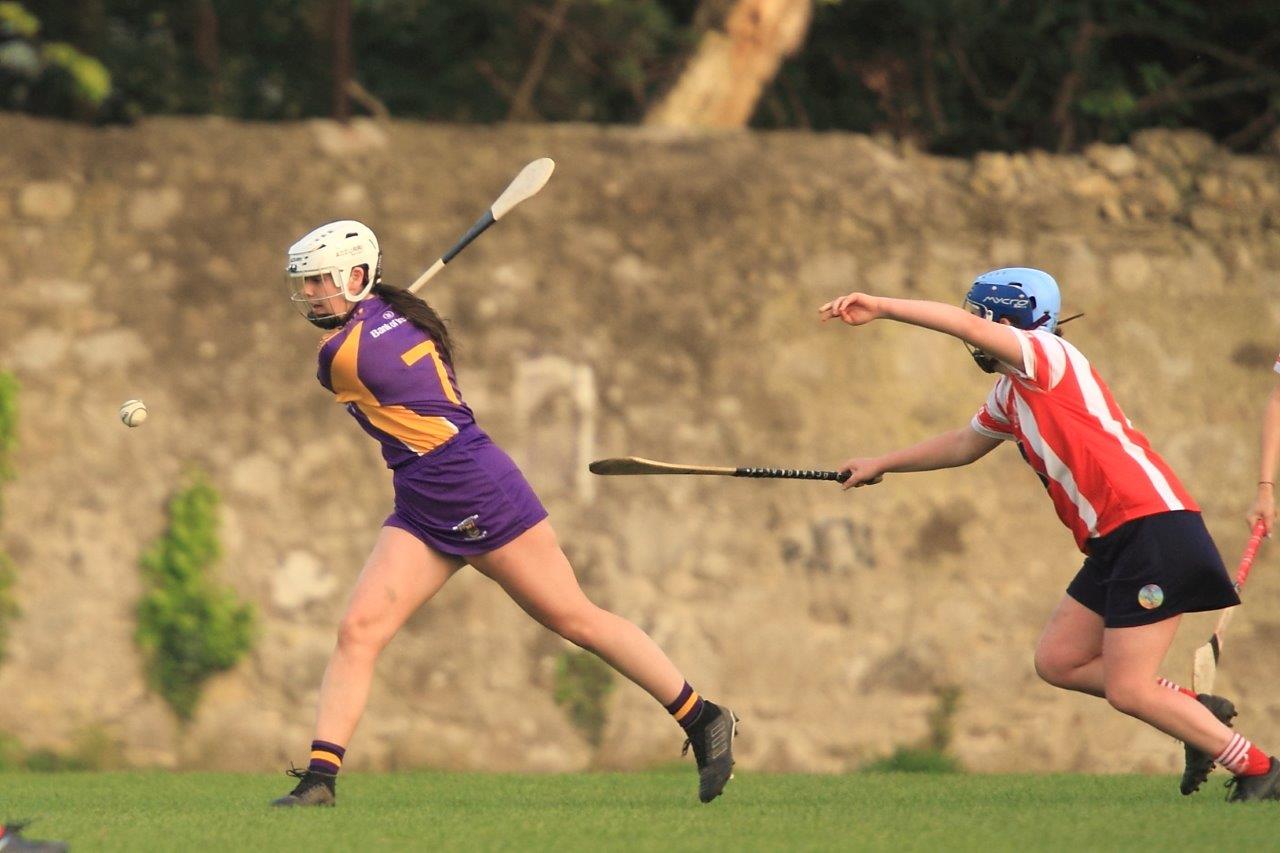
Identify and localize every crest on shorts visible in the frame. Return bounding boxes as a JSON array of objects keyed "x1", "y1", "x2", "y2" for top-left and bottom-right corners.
[
  {"x1": 1137, "y1": 584, "x2": 1164, "y2": 610},
  {"x1": 452, "y1": 514, "x2": 489, "y2": 541}
]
